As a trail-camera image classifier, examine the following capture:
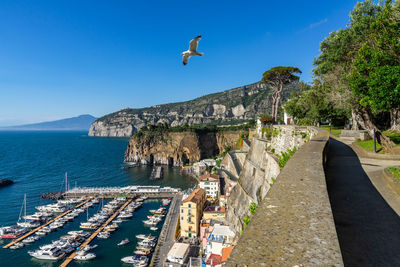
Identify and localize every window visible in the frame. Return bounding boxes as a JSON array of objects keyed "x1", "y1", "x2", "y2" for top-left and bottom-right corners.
[
  {"x1": 181, "y1": 216, "x2": 184, "y2": 220},
  {"x1": 188, "y1": 204, "x2": 191, "y2": 208},
  {"x1": 181, "y1": 209, "x2": 183, "y2": 213}
]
